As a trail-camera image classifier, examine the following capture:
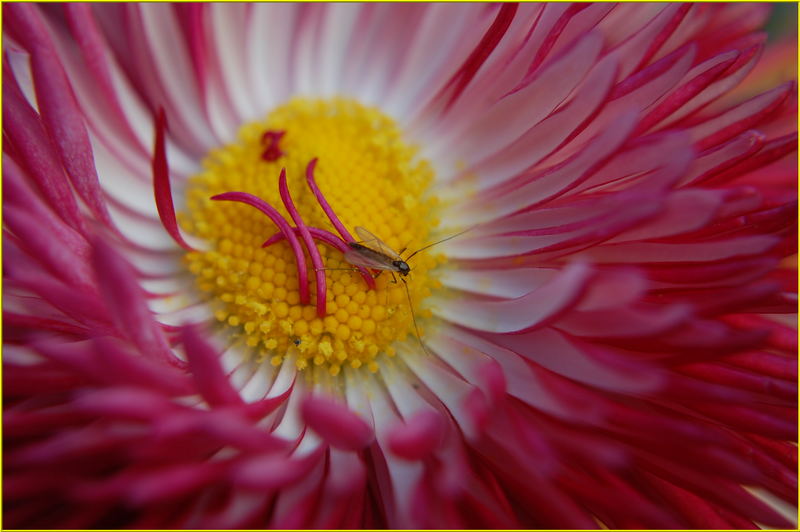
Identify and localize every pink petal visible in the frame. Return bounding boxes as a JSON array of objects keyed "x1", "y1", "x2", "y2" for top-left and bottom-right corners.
[
  {"x1": 562, "y1": 468, "x2": 685, "y2": 528},
  {"x1": 432, "y1": 262, "x2": 591, "y2": 334},
  {"x1": 481, "y1": 49, "x2": 619, "y2": 182},
  {"x1": 478, "y1": 358, "x2": 508, "y2": 402},
  {"x1": 691, "y1": 82, "x2": 792, "y2": 150},
  {"x1": 270, "y1": 459, "x2": 327, "y2": 529},
  {"x1": 456, "y1": 111, "x2": 638, "y2": 224},
  {"x1": 490, "y1": 327, "x2": 667, "y2": 393},
  {"x1": 3, "y1": 155, "x2": 88, "y2": 258},
  {"x1": 549, "y1": 4, "x2": 615, "y2": 60},
  {"x1": 419, "y1": 4, "x2": 545, "y2": 129},
  {"x1": 608, "y1": 189, "x2": 723, "y2": 242},
  {"x1": 682, "y1": 130, "x2": 764, "y2": 186},
  {"x1": 658, "y1": 319, "x2": 769, "y2": 355},
  {"x1": 301, "y1": 4, "x2": 360, "y2": 98},
  {"x1": 152, "y1": 108, "x2": 196, "y2": 251},
  {"x1": 245, "y1": 4, "x2": 297, "y2": 111},
  {"x1": 388, "y1": 409, "x2": 444, "y2": 460},
  {"x1": 126, "y1": 4, "x2": 218, "y2": 153},
  {"x1": 205, "y1": 4, "x2": 255, "y2": 133},
  {"x1": 9, "y1": 425, "x2": 136, "y2": 468},
  {"x1": 678, "y1": 362, "x2": 796, "y2": 401},
  {"x1": 706, "y1": 132, "x2": 797, "y2": 185},
  {"x1": 434, "y1": 4, "x2": 518, "y2": 111},
  {"x1": 570, "y1": 129, "x2": 693, "y2": 196},
  {"x1": 9, "y1": 269, "x2": 109, "y2": 331},
  {"x1": 440, "y1": 267, "x2": 557, "y2": 299},
  {"x1": 724, "y1": 350, "x2": 797, "y2": 382},
  {"x1": 72, "y1": 386, "x2": 177, "y2": 422},
  {"x1": 3, "y1": 57, "x2": 86, "y2": 235},
  {"x1": 3, "y1": 402, "x2": 94, "y2": 439},
  {"x1": 580, "y1": 234, "x2": 780, "y2": 263},
  {"x1": 608, "y1": 4, "x2": 689, "y2": 79},
  {"x1": 90, "y1": 236, "x2": 183, "y2": 367},
  {"x1": 611, "y1": 43, "x2": 695, "y2": 99},
  {"x1": 638, "y1": 457, "x2": 795, "y2": 528},
  {"x1": 654, "y1": 38, "x2": 764, "y2": 129},
  {"x1": 181, "y1": 324, "x2": 244, "y2": 407},
  {"x1": 637, "y1": 50, "x2": 739, "y2": 133},
  {"x1": 326, "y1": 448, "x2": 367, "y2": 496},
  {"x1": 745, "y1": 433, "x2": 797, "y2": 469},
  {"x1": 7, "y1": 4, "x2": 116, "y2": 230},
  {"x1": 560, "y1": 303, "x2": 691, "y2": 337},
  {"x1": 3, "y1": 313, "x2": 89, "y2": 344},
  {"x1": 400, "y1": 348, "x2": 484, "y2": 440},
  {"x1": 90, "y1": 336, "x2": 193, "y2": 396},
  {"x1": 695, "y1": 3, "x2": 770, "y2": 59},
  {"x1": 30, "y1": 340, "x2": 102, "y2": 383},
  {"x1": 567, "y1": 45, "x2": 696, "y2": 149},
  {"x1": 519, "y1": 4, "x2": 589, "y2": 82},
  {"x1": 457, "y1": 388, "x2": 491, "y2": 436},
  {"x1": 576, "y1": 268, "x2": 649, "y2": 311},
  {"x1": 694, "y1": 403, "x2": 795, "y2": 441},
  {"x1": 301, "y1": 395, "x2": 374, "y2": 450},
  {"x1": 63, "y1": 4, "x2": 149, "y2": 157},
  {"x1": 646, "y1": 475, "x2": 750, "y2": 529},
  {"x1": 390, "y1": 5, "x2": 491, "y2": 123},
  {"x1": 4, "y1": 206, "x2": 95, "y2": 293},
  {"x1": 154, "y1": 408, "x2": 287, "y2": 453},
  {"x1": 456, "y1": 30, "x2": 604, "y2": 168},
  {"x1": 450, "y1": 192, "x2": 662, "y2": 259},
  {"x1": 125, "y1": 462, "x2": 224, "y2": 505}
]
